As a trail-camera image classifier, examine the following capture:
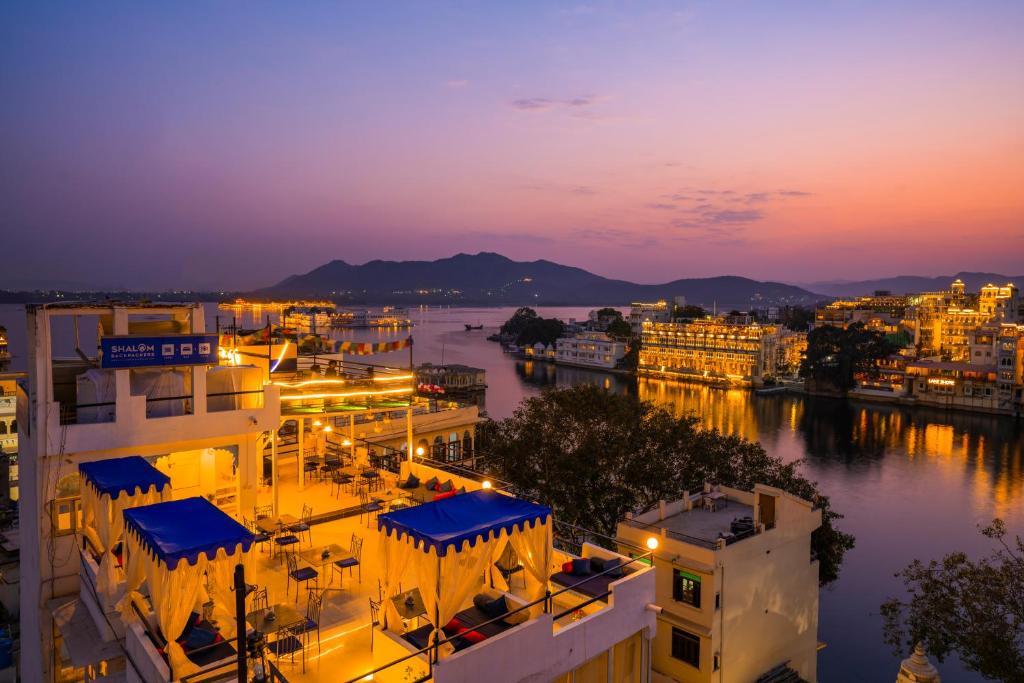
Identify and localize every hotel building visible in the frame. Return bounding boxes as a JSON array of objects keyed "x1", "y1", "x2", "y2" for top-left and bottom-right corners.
[
  {"x1": 630, "y1": 302, "x2": 672, "y2": 336},
  {"x1": 555, "y1": 332, "x2": 627, "y2": 370},
  {"x1": 639, "y1": 320, "x2": 786, "y2": 387},
  {"x1": 617, "y1": 484, "x2": 822, "y2": 683},
  {"x1": 18, "y1": 301, "x2": 657, "y2": 683}
]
